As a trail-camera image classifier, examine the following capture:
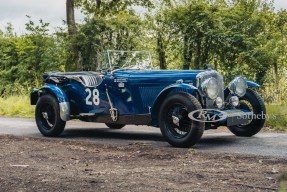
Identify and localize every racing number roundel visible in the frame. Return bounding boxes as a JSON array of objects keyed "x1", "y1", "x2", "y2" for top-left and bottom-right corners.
[{"x1": 85, "y1": 88, "x2": 100, "y2": 106}]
